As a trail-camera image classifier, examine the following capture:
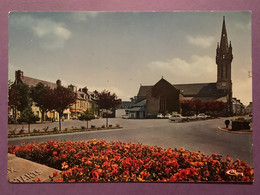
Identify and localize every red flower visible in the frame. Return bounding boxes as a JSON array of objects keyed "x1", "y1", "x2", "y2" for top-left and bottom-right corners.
[
  {"x1": 61, "y1": 153, "x2": 67, "y2": 159},
  {"x1": 53, "y1": 151, "x2": 57, "y2": 156},
  {"x1": 36, "y1": 178, "x2": 41, "y2": 182},
  {"x1": 61, "y1": 162, "x2": 68, "y2": 169},
  {"x1": 226, "y1": 156, "x2": 232, "y2": 162},
  {"x1": 53, "y1": 171, "x2": 58, "y2": 177},
  {"x1": 55, "y1": 178, "x2": 63, "y2": 182}
]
